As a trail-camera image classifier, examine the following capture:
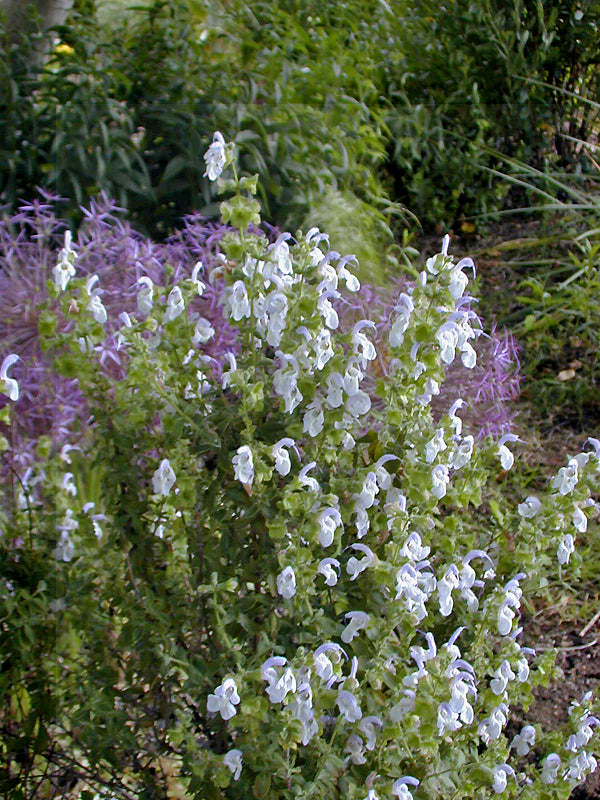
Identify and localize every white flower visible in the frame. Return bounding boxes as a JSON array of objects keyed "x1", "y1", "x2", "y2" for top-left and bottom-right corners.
[
  {"x1": 207, "y1": 677, "x2": 240, "y2": 720},
  {"x1": 517, "y1": 496, "x2": 542, "y2": 518},
  {"x1": 400, "y1": 532, "x2": 430, "y2": 562},
  {"x1": 62, "y1": 472, "x2": 77, "y2": 497},
  {"x1": 233, "y1": 446, "x2": 254, "y2": 486},
  {"x1": 191, "y1": 262, "x2": 206, "y2": 295},
  {"x1": 492, "y1": 764, "x2": 514, "y2": 793},
  {"x1": 541, "y1": 754, "x2": 561, "y2": 784},
  {"x1": 86, "y1": 275, "x2": 107, "y2": 324},
  {"x1": 497, "y1": 434, "x2": 521, "y2": 471},
  {"x1": 137, "y1": 277, "x2": 154, "y2": 316},
  {"x1": 318, "y1": 508, "x2": 342, "y2": 547},
  {"x1": 152, "y1": 459, "x2": 176, "y2": 495},
  {"x1": 355, "y1": 471, "x2": 379, "y2": 509},
  {"x1": 203, "y1": 131, "x2": 226, "y2": 181},
  {"x1": 227, "y1": 280, "x2": 251, "y2": 321},
  {"x1": 511, "y1": 724, "x2": 536, "y2": 755},
  {"x1": 303, "y1": 398, "x2": 324, "y2": 437},
  {"x1": 272, "y1": 438, "x2": 294, "y2": 477},
  {"x1": 1, "y1": 354, "x2": 19, "y2": 401},
  {"x1": 552, "y1": 458, "x2": 579, "y2": 494},
  {"x1": 224, "y1": 749, "x2": 242, "y2": 781},
  {"x1": 318, "y1": 558, "x2": 340, "y2": 586},
  {"x1": 192, "y1": 317, "x2": 215, "y2": 344},
  {"x1": 425, "y1": 429, "x2": 447, "y2": 463},
  {"x1": 490, "y1": 660, "x2": 515, "y2": 695},
  {"x1": 344, "y1": 734, "x2": 366, "y2": 764},
  {"x1": 338, "y1": 255, "x2": 360, "y2": 291},
  {"x1": 277, "y1": 566, "x2": 296, "y2": 599},
  {"x1": 341, "y1": 611, "x2": 369, "y2": 643},
  {"x1": 53, "y1": 230, "x2": 77, "y2": 291},
  {"x1": 479, "y1": 704, "x2": 509, "y2": 744},
  {"x1": 347, "y1": 544, "x2": 375, "y2": 580},
  {"x1": 164, "y1": 286, "x2": 185, "y2": 323},
  {"x1": 52, "y1": 531, "x2": 75, "y2": 562},
  {"x1": 431, "y1": 464, "x2": 450, "y2": 499},
  {"x1": 336, "y1": 689, "x2": 362, "y2": 722},
  {"x1": 573, "y1": 507, "x2": 588, "y2": 533},
  {"x1": 452, "y1": 435, "x2": 474, "y2": 469},
  {"x1": 359, "y1": 716, "x2": 383, "y2": 750},
  {"x1": 557, "y1": 533, "x2": 575, "y2": 565},
  {"x1": 346, "y1": 389, "x2": 371, "y2": 417},
  {"x1": 352, "y1": 321, "x2": 377, "y2": 367},
  {"x1": 392, "y1": 777, "x2": 420, "y2": 800}
]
